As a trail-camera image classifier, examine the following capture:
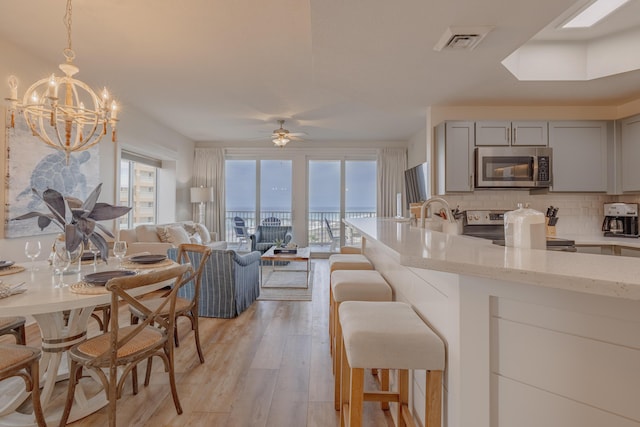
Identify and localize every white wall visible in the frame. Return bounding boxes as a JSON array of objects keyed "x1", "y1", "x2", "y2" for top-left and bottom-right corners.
[{"x1": 0, "y1": 38, "x2": 195, "y2": 261}]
